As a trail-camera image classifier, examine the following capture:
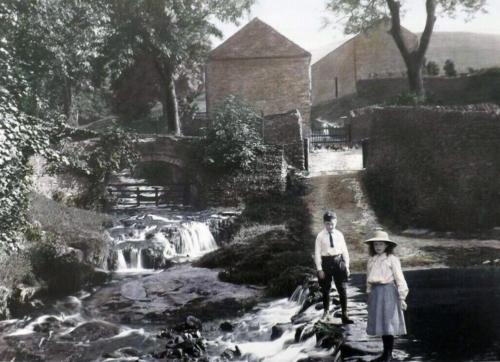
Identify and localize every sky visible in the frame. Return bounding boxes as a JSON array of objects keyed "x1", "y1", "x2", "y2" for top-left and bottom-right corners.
[{"x1": 213, "y1": 0, "x2": 500, "y2": 62}]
